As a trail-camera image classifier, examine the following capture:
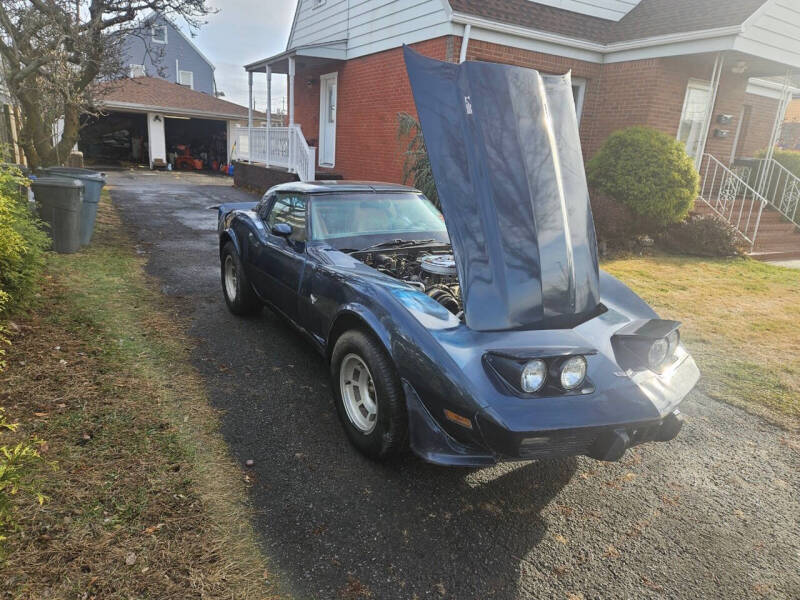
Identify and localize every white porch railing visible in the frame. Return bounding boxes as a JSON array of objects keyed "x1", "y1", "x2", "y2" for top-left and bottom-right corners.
[
  {"x1": 233, "y1": 125, "x2": 316, "y2": 182},
  {"x1": 698, "y1": 153, "x2": 768, "y2": 248},
  {"x1": 733, "y1": 157, "x2": 800, "y2": 228}
]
